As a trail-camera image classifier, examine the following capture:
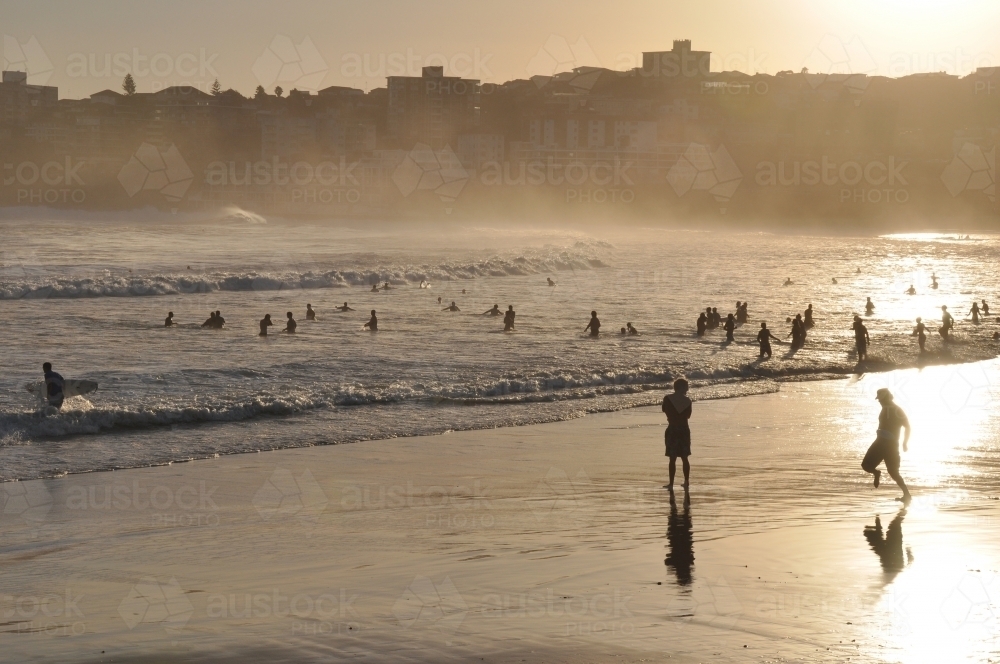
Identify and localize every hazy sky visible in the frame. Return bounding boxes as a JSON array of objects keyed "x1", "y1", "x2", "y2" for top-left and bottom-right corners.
[{"x1": 5, "y1": 0, "x2": 999, "y2": 98}]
